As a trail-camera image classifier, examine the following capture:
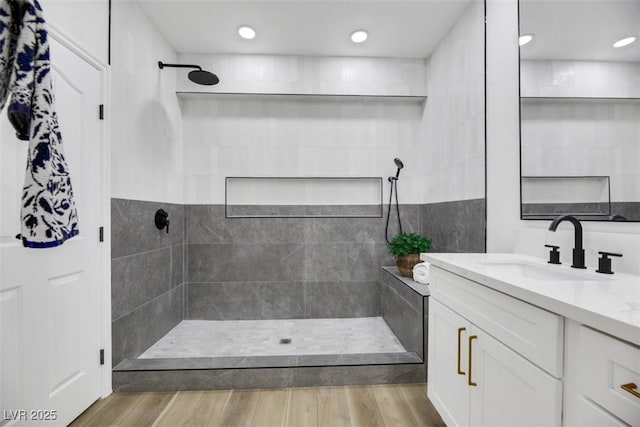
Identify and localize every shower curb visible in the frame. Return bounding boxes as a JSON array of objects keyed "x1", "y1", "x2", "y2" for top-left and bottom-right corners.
[{"x1": 112, "y1": 362, "x2": 425, "y2": 392}]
